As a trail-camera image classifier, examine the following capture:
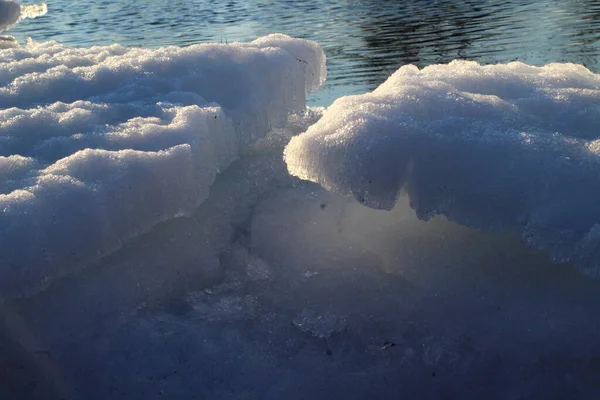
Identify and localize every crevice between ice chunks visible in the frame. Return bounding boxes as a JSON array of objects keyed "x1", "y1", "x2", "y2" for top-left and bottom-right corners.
[
  {"x1": 0, "y1": 34, "x2": 326, "y2": 298},
  {"x1": 284, "y1": 60, "x2": 600, "y2": 276}
]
